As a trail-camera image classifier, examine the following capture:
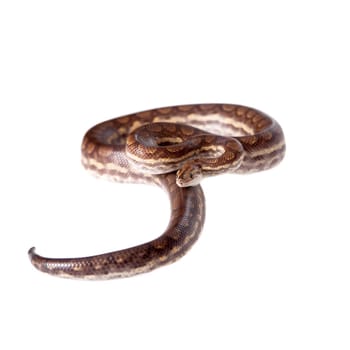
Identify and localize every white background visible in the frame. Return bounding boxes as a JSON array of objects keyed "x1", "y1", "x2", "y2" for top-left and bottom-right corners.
[{"x1": 1, "y1": 1, "x2": 349, "y2": 349}]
